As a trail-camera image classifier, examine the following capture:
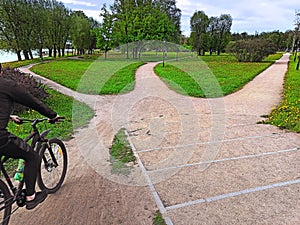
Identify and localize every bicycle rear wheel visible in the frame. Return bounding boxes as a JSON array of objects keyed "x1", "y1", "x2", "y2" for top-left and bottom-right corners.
[
  {"x1": 37, "y1": 138, "x2": 68, "y2": 194},
  {"x1": 0, "y1": 180, "x2": 12, "y2": 225}
]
